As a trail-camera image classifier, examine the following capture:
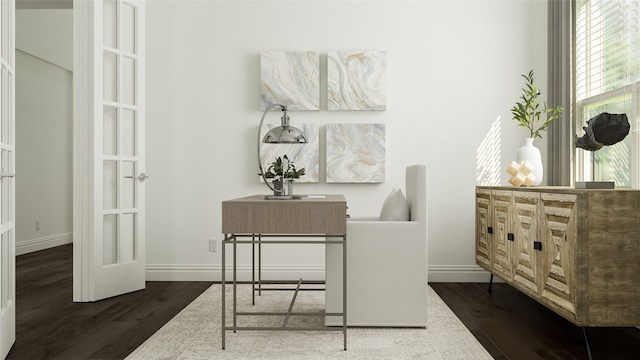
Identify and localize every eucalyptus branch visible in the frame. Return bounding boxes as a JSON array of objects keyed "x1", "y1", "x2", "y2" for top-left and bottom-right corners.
[{"x1": 511, "y1": 70, "x2": 563, "y2": 139}]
